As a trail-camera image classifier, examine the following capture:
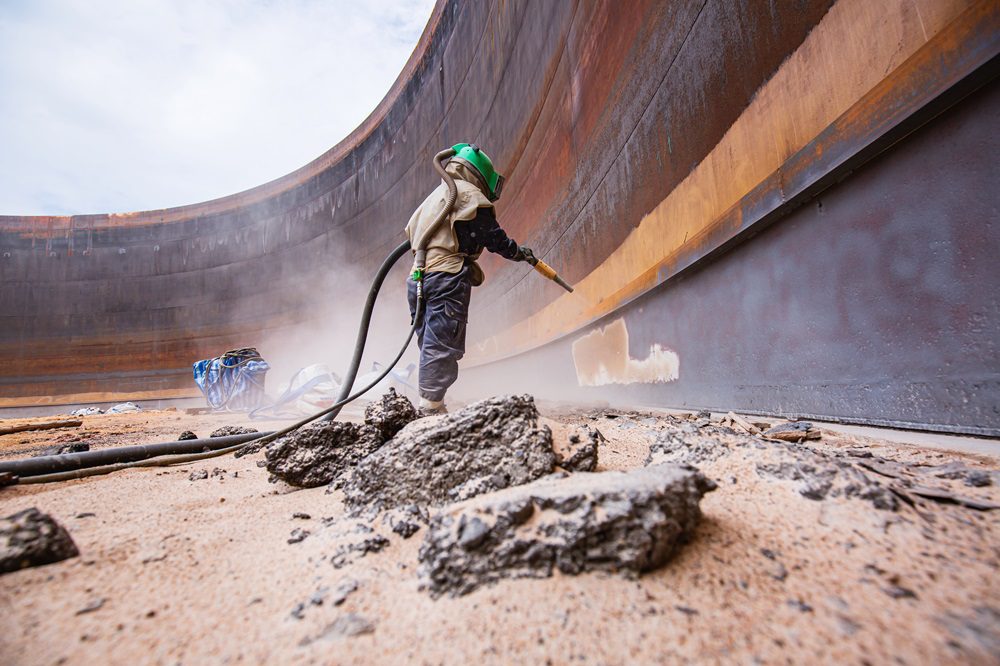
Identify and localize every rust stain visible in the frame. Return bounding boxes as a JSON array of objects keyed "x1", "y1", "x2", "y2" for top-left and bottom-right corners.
[{"x1": 468, "y1": 0, "x2": 984, "y2": 366}]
